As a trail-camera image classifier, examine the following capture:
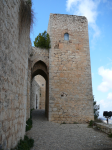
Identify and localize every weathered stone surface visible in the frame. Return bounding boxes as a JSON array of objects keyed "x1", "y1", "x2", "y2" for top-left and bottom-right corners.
[
  {"x1": 31, "y1": 47, "x2": 49, "y2": 68},
  {"x1": 96, "y1": 123, "x2": 112, "y2": 134},
  {"x1": 0, "y1": 0, "x2": 31, "y2": 149},
  {"x1": 47, "y1": 14, "x2": 94, "y2": 123}
]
